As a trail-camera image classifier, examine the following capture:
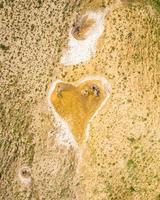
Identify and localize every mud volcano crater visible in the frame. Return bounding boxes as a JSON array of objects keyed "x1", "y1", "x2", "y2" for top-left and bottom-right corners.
[{"x1": 49, "y1": 77, "x2": 111, "y2": 144}]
